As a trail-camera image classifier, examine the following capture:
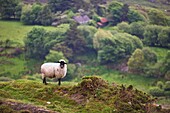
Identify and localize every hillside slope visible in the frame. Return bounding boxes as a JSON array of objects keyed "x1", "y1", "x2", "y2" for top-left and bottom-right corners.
[{"x1": 0, "y1": 76, "x2": 169, "y2": 113}]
